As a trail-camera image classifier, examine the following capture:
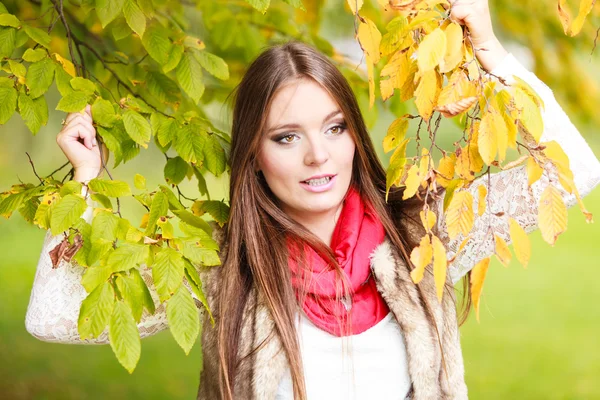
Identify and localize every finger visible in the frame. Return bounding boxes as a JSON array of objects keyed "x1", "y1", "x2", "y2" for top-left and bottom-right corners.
[
  {"x1": 61, "y1": 122, "x2": 96, "y2": 149},
  {"x1": 64, "y1": 115, "x2": 94, "y2": 135},
  {"x1": 63, "y1": 113, "x2": 88, "y2": 129},
  {"x1": 84, "y1": 104, "x2": 92, "y2": 119}
]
